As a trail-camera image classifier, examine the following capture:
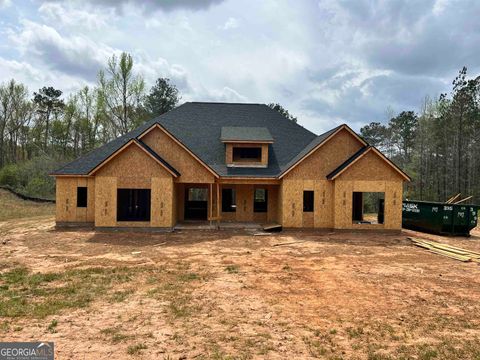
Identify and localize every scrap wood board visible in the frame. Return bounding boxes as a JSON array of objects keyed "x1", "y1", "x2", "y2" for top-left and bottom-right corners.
[{"x1": 409, "y1": 237, "x2": 480, "y2": 263}]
